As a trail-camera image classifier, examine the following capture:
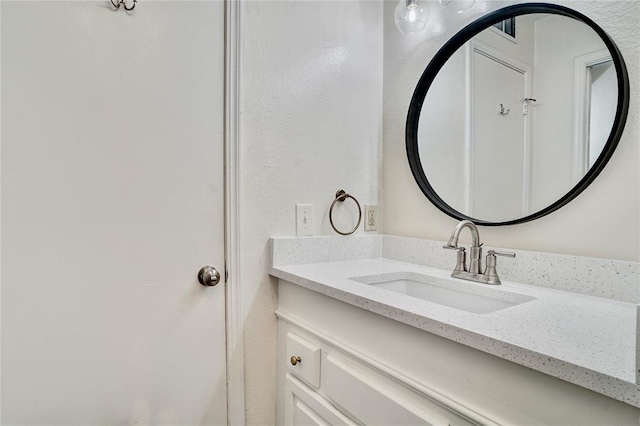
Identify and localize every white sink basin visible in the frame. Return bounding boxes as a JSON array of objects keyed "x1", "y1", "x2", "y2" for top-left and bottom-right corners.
[{"x1": 350, "y1": 272, "x2": 535, "y2": 314}]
